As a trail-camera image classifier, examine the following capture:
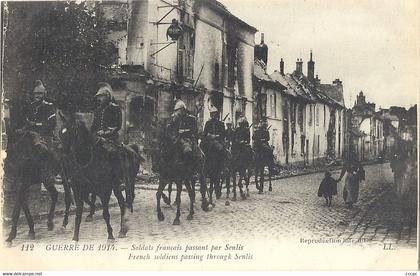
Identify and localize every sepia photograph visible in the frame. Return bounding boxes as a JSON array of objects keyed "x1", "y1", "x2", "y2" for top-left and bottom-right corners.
[{"x1": 0, "y1": 0, "x2": 418, "y2": 272}]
